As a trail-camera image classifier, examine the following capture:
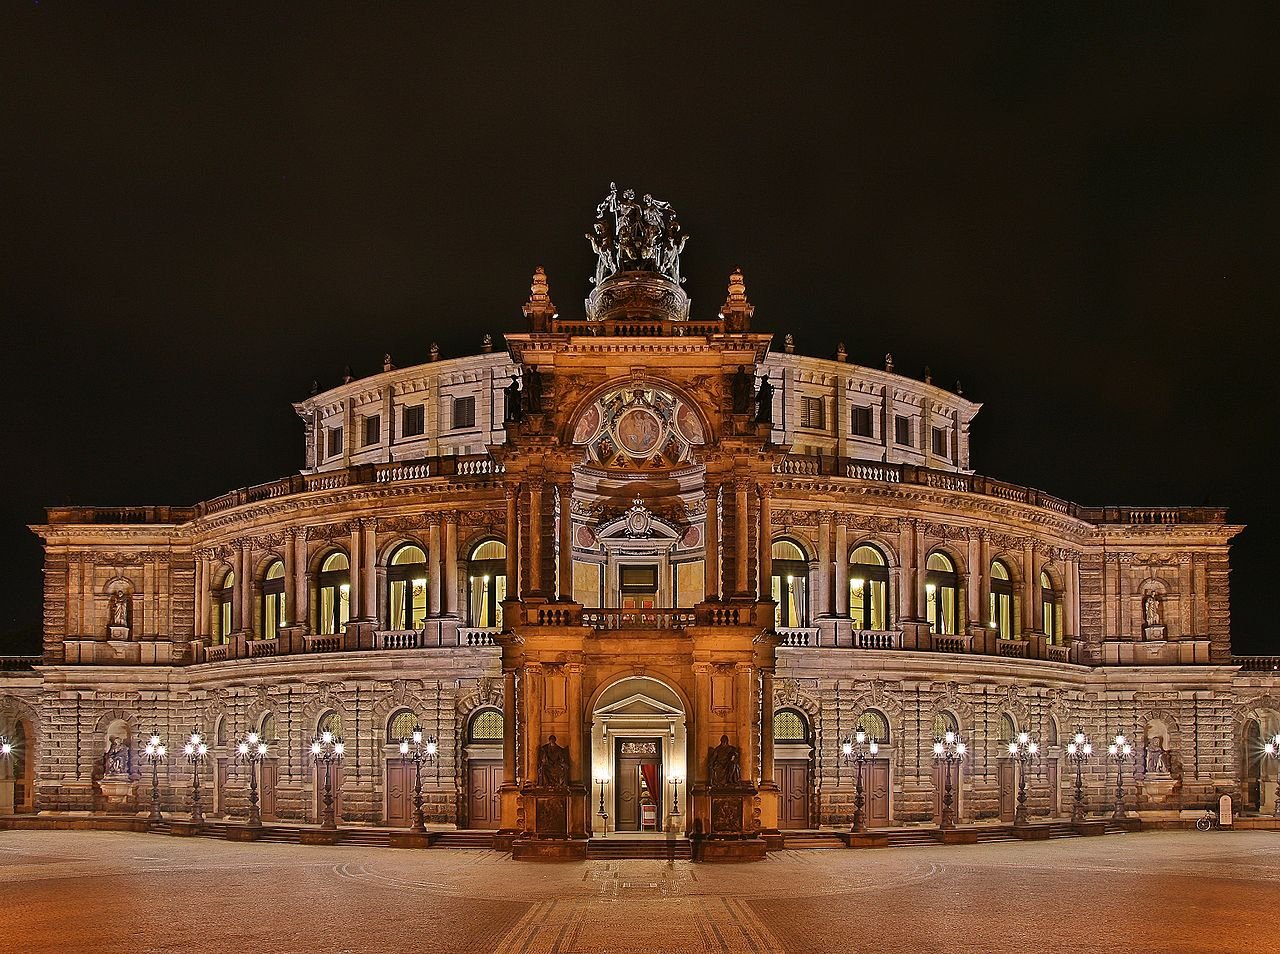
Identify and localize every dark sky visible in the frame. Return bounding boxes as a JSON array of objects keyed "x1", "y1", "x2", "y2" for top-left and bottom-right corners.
[{"x1": 2, "y1": 4, "x2": 1276, "y2": 655}]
